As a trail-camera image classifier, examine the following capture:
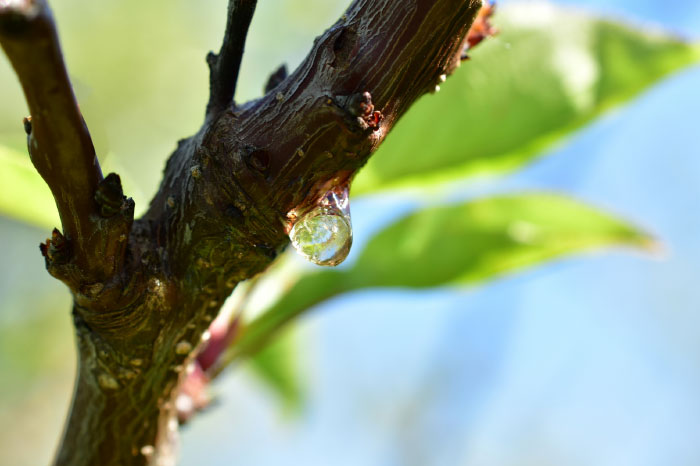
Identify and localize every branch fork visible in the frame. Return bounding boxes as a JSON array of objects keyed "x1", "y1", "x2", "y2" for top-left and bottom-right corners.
[{"x1": 1, "y1": 0, "x2": 489, "y2": 464}]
